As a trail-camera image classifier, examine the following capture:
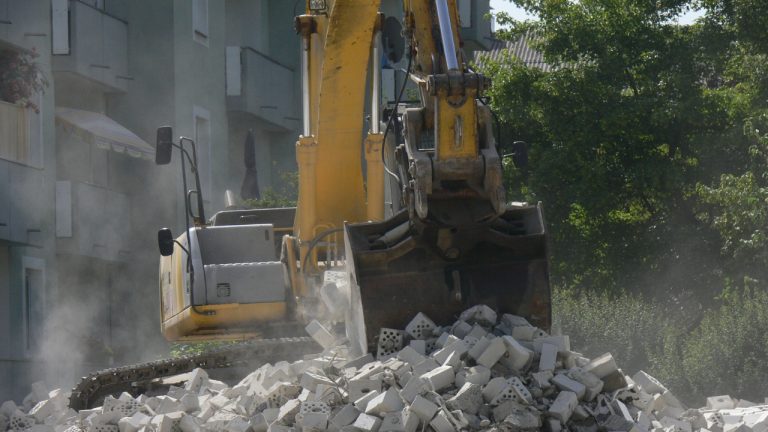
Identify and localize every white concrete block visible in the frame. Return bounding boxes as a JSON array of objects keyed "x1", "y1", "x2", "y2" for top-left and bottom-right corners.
[
  {"x1": 442, "y1": 351, "x2": 462, "y2": 373},
  {"x1": 476, "y1": 337, "x2": 506, "y2": 368},
  {"x1": 450, "y1": 321, "x2": 473, "y2": 339},
  {"x1": 331, "y1": 405, "x2": 360, "y2": 429},
  {"x1": 300, "y1": 372, "x2": 336, "y2": 393},
  {"x1": 539, "y1": 343, "x2": 558, "y2": 372},
  {"x1": 268, "y1": 425, "x2": 294, "y2": 432},
  {"x1": 29, "y1": 400, "x2": 55, "y2": 422},
  {"x1": 549, "y1": 391, "x2": 579, "y2": 423},
  {"x1": 420, "y1": 366, "x2": 455, "y2": 392},
  {"x1": 466, "y1": 336, "x2": 492, "y2": 361},
  {"x1": 118, "y1": 413, "x2": 151, "y2": 432},
  {"x1": 353, "y1": 391, "x2": 380, "y2": 412},
  {"x1": 344, "y1": 354, "x2": 375, "y2": 371},
  {"x1": 446, "y1": 383, "x2": 483, "y2": 415},
  {"x1": 348, "y1": 379, "x2": 382, "y2": 402},
  {"x1": 511, "y1": 326, "x2": 539, "y2": 341},
  {"x1": 465, "y1": 366, "x2": 491, "y2": 386},
  {"x1": 315, "y1": 384, "x2": 345, "y2": 406},
  {"x1": 278, "y1": 399, "x2": 302, "y2": 425},
  {"x1": 432, "y1": 340, "x2": 469, "y2": 365},
  {"x1": 632, "y1": 371, "x2": 667, "y2": 395},
  {"x1": 405, "y1": 313, "x2": 437, "y2": 340},
  {"x1": 185, "y1": 369, "x2": 210, "y2": 394},
  {"x1": 179, "y1": 394, "x2": 199, "y2": 413},
  {"x1": 306, "y1": 320, "x2": 337, "y2": 350},
  {"x1": 501, "y1": 314, "x2": 532, "y2": 329},
  {"x1": 396, "y1": 346, "x2": 425, "y2": 366},
  {"x1": 498, "y1": 403, "x2": 542, "y2": 430},
  {"x1": 500, "y1": 336, "x2": 533, "y2": 371},
  {"x1": 435, "y1": 333, "x2": 459, "y2": 349},
  {"x1": 660, "y1": 417, "x2": 692, "y2": 432},
  {"x1": 180, "y1": 415, "x2": 202, "y2": 432},
  {"x1": 408, "y1": 340, "x2": 426, "y2": 355},
  {"x1": 583, "y1": 353, "x2": 618, "y2": 379},
  {"x1": 429, "y1": 410, "x2": 455, "y2": 432},
  {"x1": 401, "y1": 409, "x2": 419, "y2": 432},
  {"x1": 533, "y1": 336, "x2": 570, "y2": 353},
  {"x1": 250, "y1": 414, "x2": 269, "y2": 432},
  {"x1": 531, "y1": 371, "x2": 553, "y2": 389},
  {"x1": 568, "y1": 369, "x2": 604, "y2": 401},
  {"x1": 150, "y1": 414, "x2": 182, "y2": 432},
  {"x1": 482, "y1": 377, "x2": 509, "y2": 402},
  {"x1": 411, "y1": 359, "x2": 439, "y2": 377},
  {"x1": 410, "y1": 396, "x2": 439, "y2": 422},
  {"x1": 466, "y1": 324, "x2": 488, "y2": 340},
  {"x1": 364, "y1": 389, "x2": 404, "y2": 417},
  {"x1": 377, "y1": 329, "x2": 405, "y2": 360},
  {"x1": 226, "y1": 416, "x2": 253, "y2": 432},
  {"x1": 0, "y1": 401, "x2": 18, "y2": 417},
  {"x1": 351, "y1": 414, "x2": 382, "y2": 432},
  {"x1": 707, "y1": 396, "x2": 736, "y2": 410},
  {"x1": 459, "y1": 305, "x2": 497, "y2": 326},
  {"x1": 552, "y1": 374, "x2": 586, "y2": 400},
  {"x1": 378, "y1": 411, "x2": 407, "y2": 432},
  {"x1": 300, "y1": 412, "x2": 329, "y2": 432},
  {"x1": 661, "y1": 391, "x2": 684, "y2": 409},
  {"x1": 547, "y1": 418, "x2": 563, "y2": 432},
  {"x1": 636, "y1": 412, "x2": 653, "y2": 432},
  {"x1": 399, "y1": 376, "x2": 425, "y2": 404}
]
